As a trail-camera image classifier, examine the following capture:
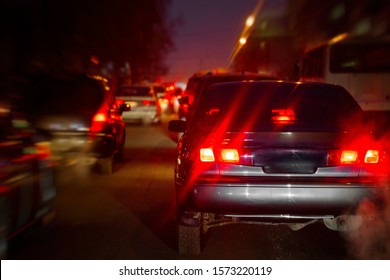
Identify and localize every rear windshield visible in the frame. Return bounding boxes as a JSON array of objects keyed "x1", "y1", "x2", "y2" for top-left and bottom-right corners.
[
  {"x1": 194, "y1": 82, "x2": 363, "y2": 131},
  {"x1": 186, "y1": 74, "x2": 278, "y2": 121},
  {"x1": 116, "y1": 86, "x2": 152, "y2": 97}
]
